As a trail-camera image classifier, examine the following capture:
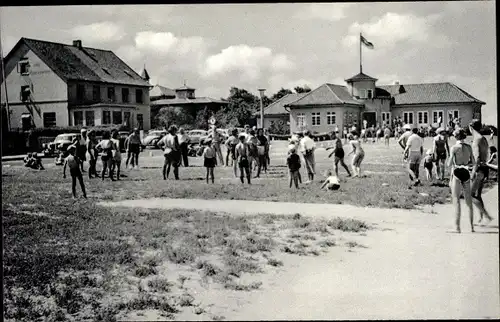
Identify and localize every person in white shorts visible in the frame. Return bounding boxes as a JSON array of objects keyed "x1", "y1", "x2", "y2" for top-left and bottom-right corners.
[{"x1": 404, "y1": 127, "x2": 424, "y2": 186}]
